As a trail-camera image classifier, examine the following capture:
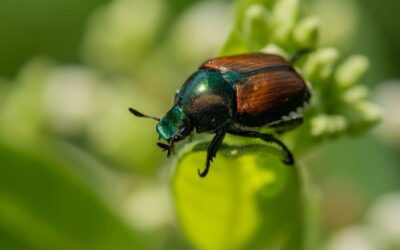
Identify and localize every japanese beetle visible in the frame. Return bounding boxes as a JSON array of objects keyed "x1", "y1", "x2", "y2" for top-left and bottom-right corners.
[{"x1": 130, "y1": 51, "x2": 311, "y2": 177}]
